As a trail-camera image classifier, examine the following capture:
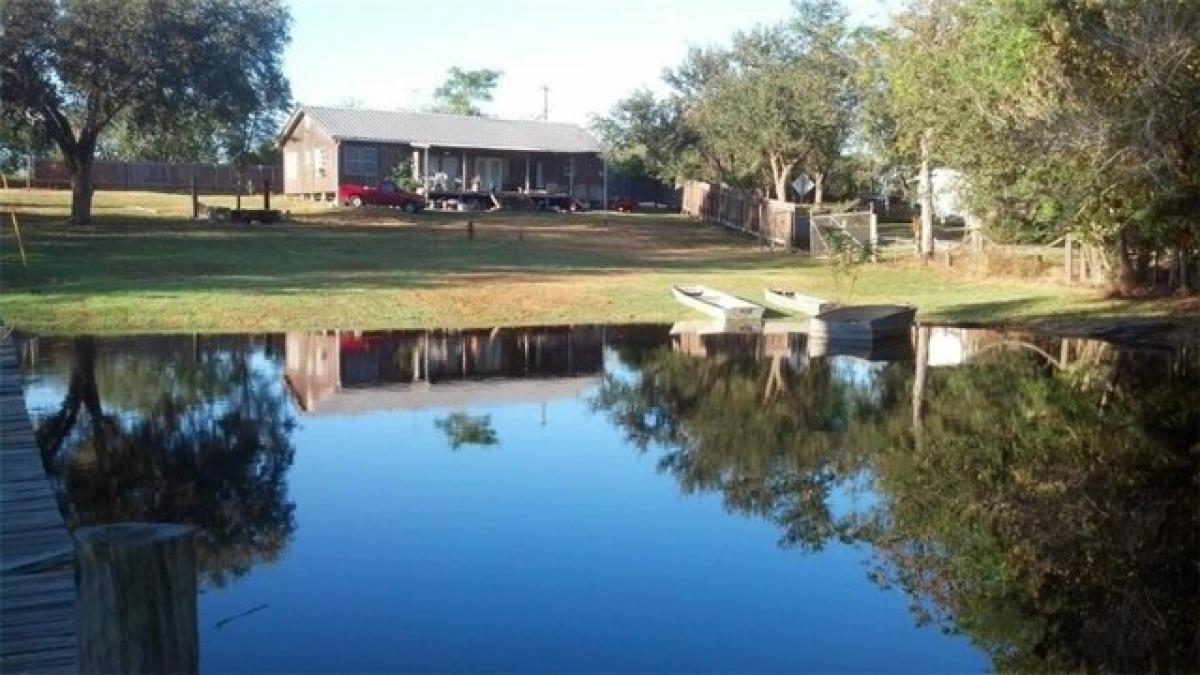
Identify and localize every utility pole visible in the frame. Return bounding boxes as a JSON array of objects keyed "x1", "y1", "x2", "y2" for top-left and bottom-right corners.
[{"x1": 540, "y1": 85, "x2": 549, "y2": 121}]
